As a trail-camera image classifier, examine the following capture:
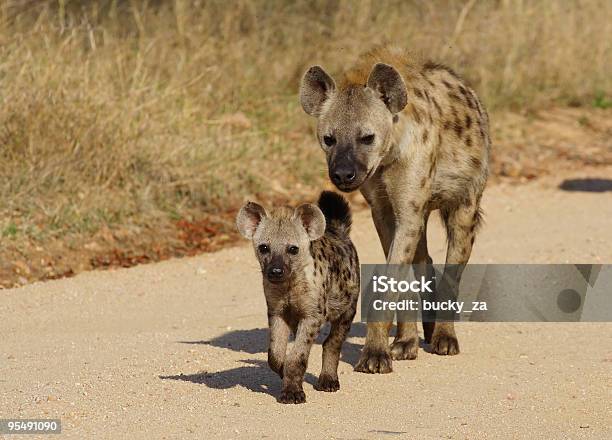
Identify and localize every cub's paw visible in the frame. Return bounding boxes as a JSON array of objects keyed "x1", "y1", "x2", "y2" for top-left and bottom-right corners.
[
  {"x1": 315, "y1": 375, "x2": 340, "y2": 392},
  {"x1": 278, "y1": 388, "x2": 306, "y2": 404},
  {"x1": 390, "y1": 338, "x2": 419, "y2": 360},
  {"x1": 430, "y1": 332, "x2": 460, "y2": 356},
  {"x1": 354, "y1": 348, "x2": 393, "y2": 374}
]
